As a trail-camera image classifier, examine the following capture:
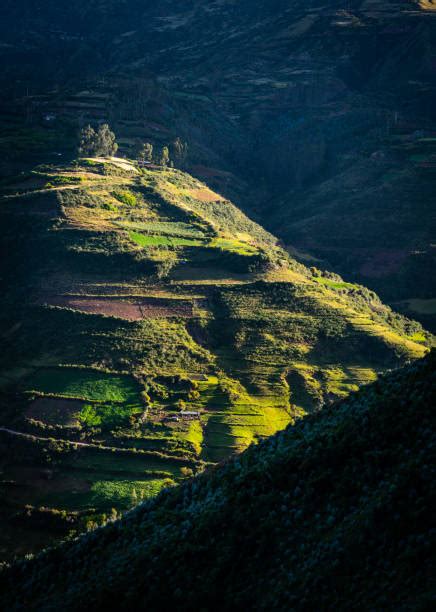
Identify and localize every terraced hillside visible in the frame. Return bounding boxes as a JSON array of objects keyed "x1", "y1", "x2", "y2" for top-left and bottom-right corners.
[
  {"x1": 1, "y1": 351, "x2": 434, "y2": 611},
  {"x1": 0, "y1": 0, "x2": 434, "y2": 327},
  {"x1": 0, "y1": 156, "x2": 431, "y2": 560}
]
